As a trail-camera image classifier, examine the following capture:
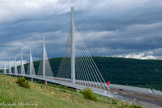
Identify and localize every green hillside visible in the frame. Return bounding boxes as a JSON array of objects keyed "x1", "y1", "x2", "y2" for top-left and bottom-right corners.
[
  {"x1": 3, "y1": 57, "x2": 162, "y2": 91},
  {"x1": 93, "y1": 57, "x2": 162, "y2": 91},
  {"x1": 0, "y1": 75, "x2": 143, "y2": 108},
  {"x1": 47, "y1": 57, "x2": 162, "y2": 91}
]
